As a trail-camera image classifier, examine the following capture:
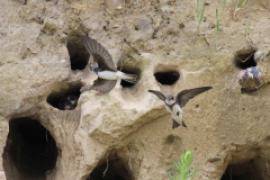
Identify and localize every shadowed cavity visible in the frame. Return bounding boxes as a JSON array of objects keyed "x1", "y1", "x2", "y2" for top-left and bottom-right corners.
[{"x1": 3, "y1": 117, "x2": 58, "y2": 179}]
